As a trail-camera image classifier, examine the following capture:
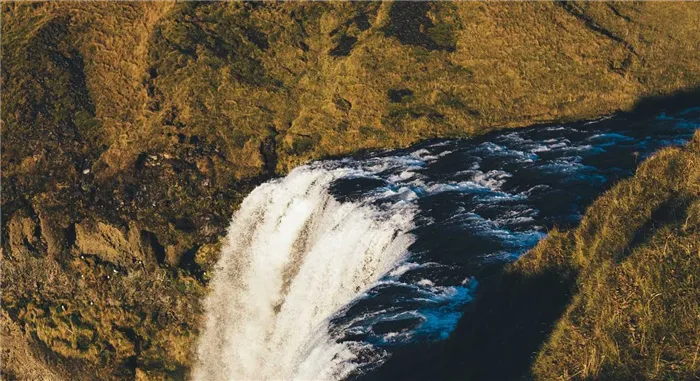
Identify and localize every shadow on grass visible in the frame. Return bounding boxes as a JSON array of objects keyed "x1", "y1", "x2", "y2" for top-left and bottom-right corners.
[
  {"x1": 625, "y1": 87, "x2": 700, "y2": 119},
  {"x1": 621, "y1": 194, "x2": 692, "y2": 263},
  {"x1": 358, "y1": 86, "x2": 700, "y2": 381},
  {"x1": 440, "y1": 268, "x2": 577, "y2": 381},
  {"x1": 358, "y1": 267, "x2": 576, "y2": 381}
]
